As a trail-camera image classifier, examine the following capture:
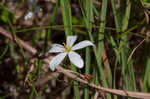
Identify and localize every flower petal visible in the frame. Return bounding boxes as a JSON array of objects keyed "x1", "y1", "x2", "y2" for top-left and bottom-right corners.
[
  {"x1": 49, "y1": 44, "x2": 65, "y2": 53},
  {"x1": 72, "y1": 40, "x2": 94, "y2": 50},
  {"x1": 49, "y1": 52, "x2": 67, "y2": 71},
  {"x1": 68, "y1": 51, "x2": 84, "y2": 68},
  {"x1": 67, "y1": 36, "x2": 77, "y2": 47}
]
